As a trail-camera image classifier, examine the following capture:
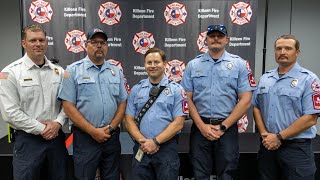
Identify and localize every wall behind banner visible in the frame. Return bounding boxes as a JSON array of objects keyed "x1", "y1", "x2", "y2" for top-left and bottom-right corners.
[{"x1": 0, "y1": 0, "x2": 320, "y2": 139}]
